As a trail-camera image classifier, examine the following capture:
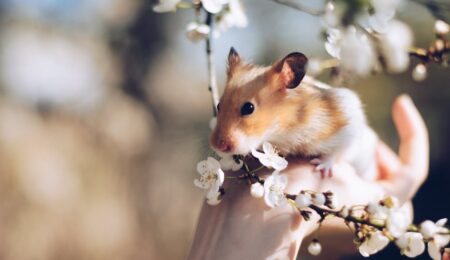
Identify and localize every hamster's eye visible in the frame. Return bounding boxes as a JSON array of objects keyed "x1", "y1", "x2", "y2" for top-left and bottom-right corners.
[
  {"x1": 240, "y1": 102, "x2": 255, "y2": 116},
  {"x1": 217, "y1": 103, "x2": 221, "y2": 112}
]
